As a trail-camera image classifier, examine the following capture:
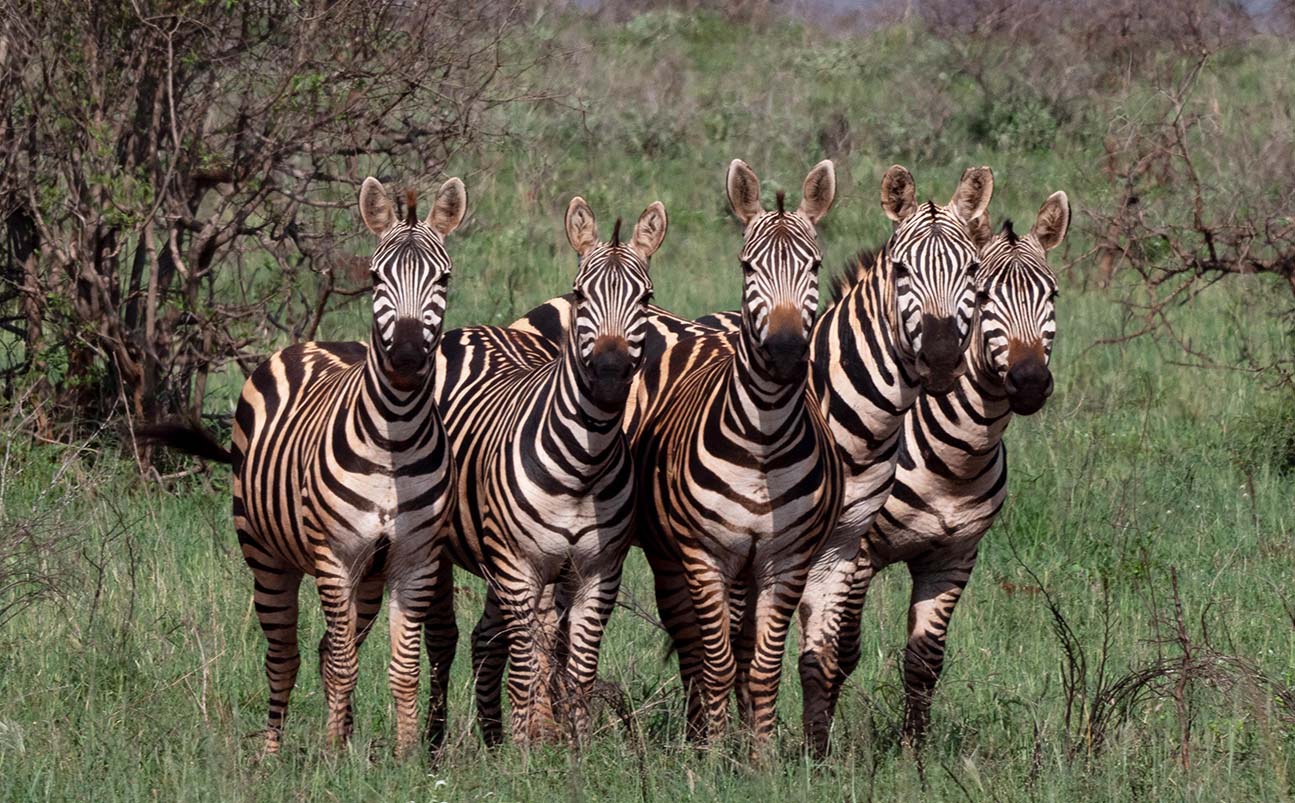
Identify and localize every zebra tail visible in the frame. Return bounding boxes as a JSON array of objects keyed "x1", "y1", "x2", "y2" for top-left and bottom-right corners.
[{"x1": 135, "y1": 421, "x2": 233, "y2": 465}]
